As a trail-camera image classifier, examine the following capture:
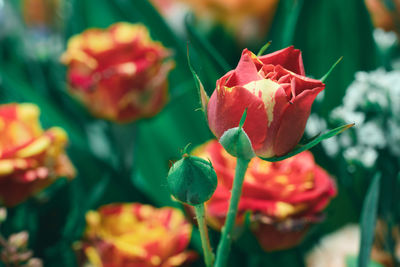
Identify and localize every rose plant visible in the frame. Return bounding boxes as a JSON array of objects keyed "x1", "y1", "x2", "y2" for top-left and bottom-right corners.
[
  {"x1": 166, "y1": 44, "x2": 350, "y2": 267},
  {"x1": 193, "y1": 140, "x2": 336, "y2": 251}
]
